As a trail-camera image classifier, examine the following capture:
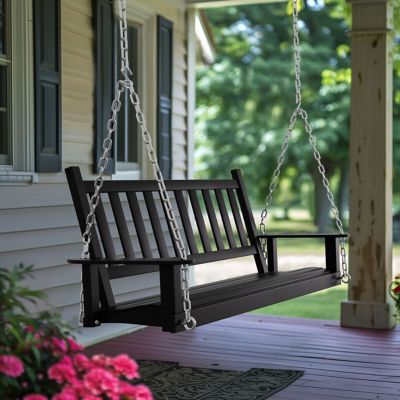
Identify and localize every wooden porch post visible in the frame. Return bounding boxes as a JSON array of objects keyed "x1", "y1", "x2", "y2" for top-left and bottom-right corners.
[{"x1": 341, "y1": 0, "x2": 396, "y2": 329}]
